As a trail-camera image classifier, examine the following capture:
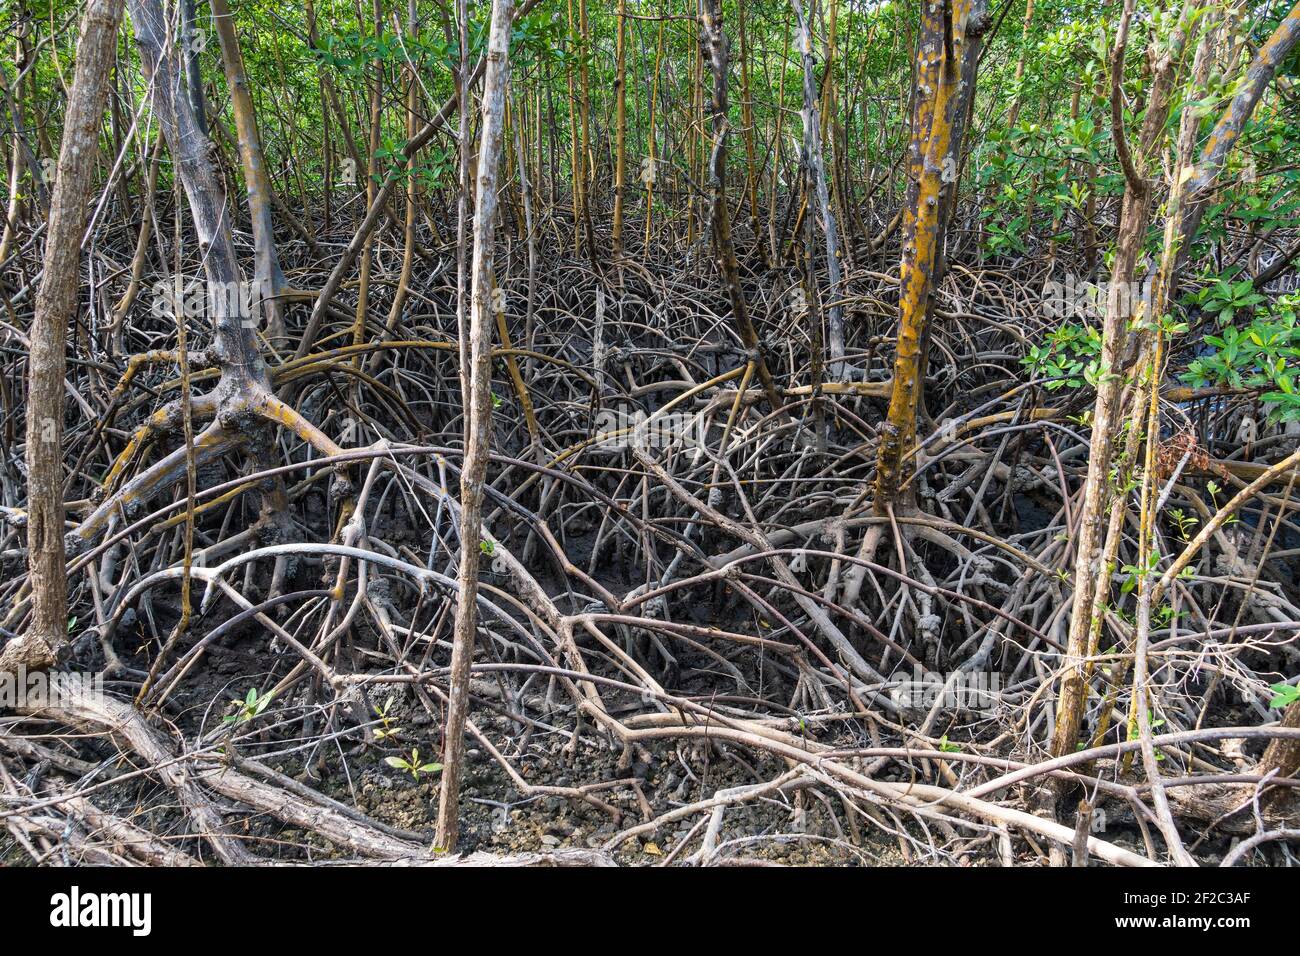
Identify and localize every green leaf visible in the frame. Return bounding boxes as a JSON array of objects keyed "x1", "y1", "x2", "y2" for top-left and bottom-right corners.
[{"x1": 1268, "y1": 682, "x2": 1300, "y2": 709}]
